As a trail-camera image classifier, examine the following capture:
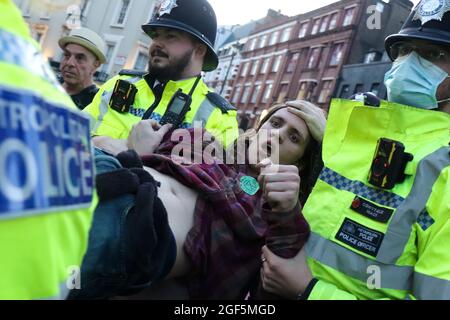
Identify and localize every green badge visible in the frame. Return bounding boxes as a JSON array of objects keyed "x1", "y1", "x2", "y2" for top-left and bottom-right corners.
[{"x1": 240, "y1": 176, "x2": 260, "y2": 196}]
